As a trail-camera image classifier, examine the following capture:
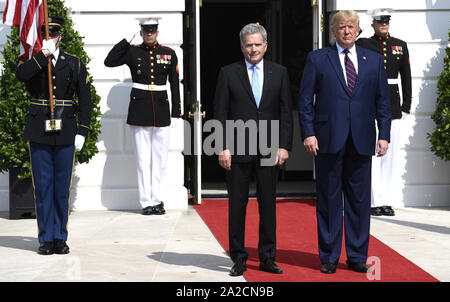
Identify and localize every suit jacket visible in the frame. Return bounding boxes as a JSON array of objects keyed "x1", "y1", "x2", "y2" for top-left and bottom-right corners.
[
  {"x1": 16, "y1": 50, "x2": 92, "y2": 145},
  {"x1": 298, "y1": 44, "x2": 391, "y2": 156},
  {"x1": 104, "y1": 39, "x2": 181, "y2": 127},
  {"x1": 214, "y1": 59, "x2": 293, "y2": 163}
]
